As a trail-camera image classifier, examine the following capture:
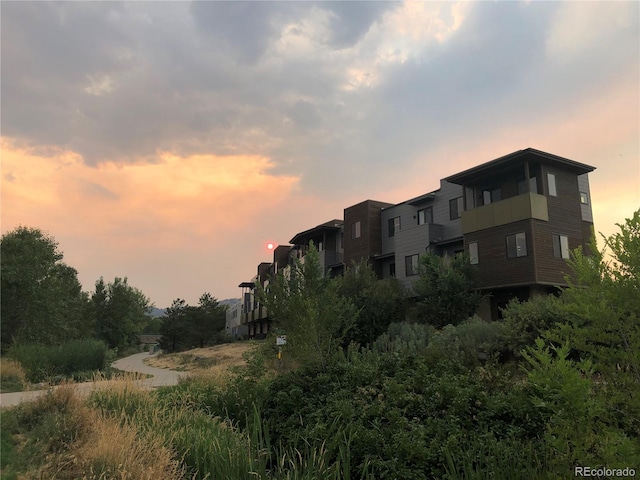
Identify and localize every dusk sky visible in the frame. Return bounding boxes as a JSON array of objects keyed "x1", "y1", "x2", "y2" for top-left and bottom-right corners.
[{"x1": 2, "y1": 1, "x2": 638, "y2": 308}]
